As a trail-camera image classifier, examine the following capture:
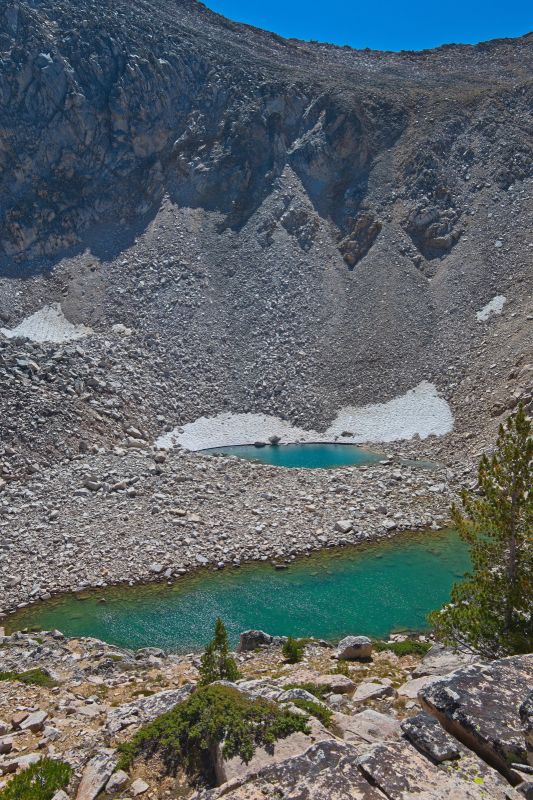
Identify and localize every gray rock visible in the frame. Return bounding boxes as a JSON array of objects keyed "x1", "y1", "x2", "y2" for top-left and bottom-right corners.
[
  {"x1": 20, "y1": 709, "x2": 48, "y2": 732},
  {"x1": 76, "y1": 750, "x2": 117, "y2": 800},
  {"x1": 105, "y1": 770, "x2": 129, "y2": 793},
  {"x1": 353, "y1": 682, "x2": 395, "y2": 703},
  {"x1": 105, "y1": 685, "x2": 193, "y2": 734},
  {"x1": 401, "y1": 712, "x2": 461, "y2": 762},
  {"x1": 419, "y1": 654, "x2": 533, "y2": 784},
  {"x1": 334, "y1": 709, "x2": 401, "y2": 747},
  {"x1": 336, "y1": 636, "x2": 372, "y2": 661},
  {"x1": 279, "y1": 688, "x2": 326, "y2": 704},
  {"x1": 358, "y1": 739, "x2": 522, "y2": 799},
  {"x1": 195, "y1": 740, "x2": 383, "y2": 799},
  {"x1": 398, "y1": 674, "x2": 443, "y2": 700},
  {"x1": 131, "y1": 778, "x2": 149, "y2": 796},
  {"x1": 334, "y1": 520, "x2": 353, "y2": 534},
  {"x1": 413, "y1": 643, "x2": 479, "y2": 677},
  {"x1": 237, "y1": 630, "x2": 274, "y2": 652}
]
